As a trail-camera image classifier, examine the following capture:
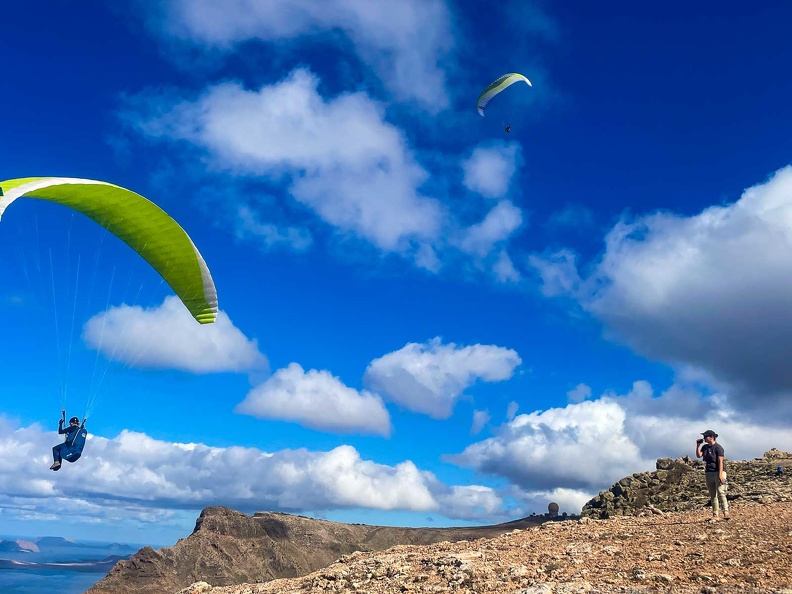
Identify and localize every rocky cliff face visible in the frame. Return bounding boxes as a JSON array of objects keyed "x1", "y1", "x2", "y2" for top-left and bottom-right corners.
[
  {"x1": 87, "y1": 506, "x2": 557, "y2": 594},
  {"x1": 582, "y1": 449, "x2": 792, "y2": 519},
  {"x1": 87, "y1": 450, "x2": 791, "y2": 594},
  {"x1": 178, "y1": 501, "x2": 792, "y2": 594}
]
